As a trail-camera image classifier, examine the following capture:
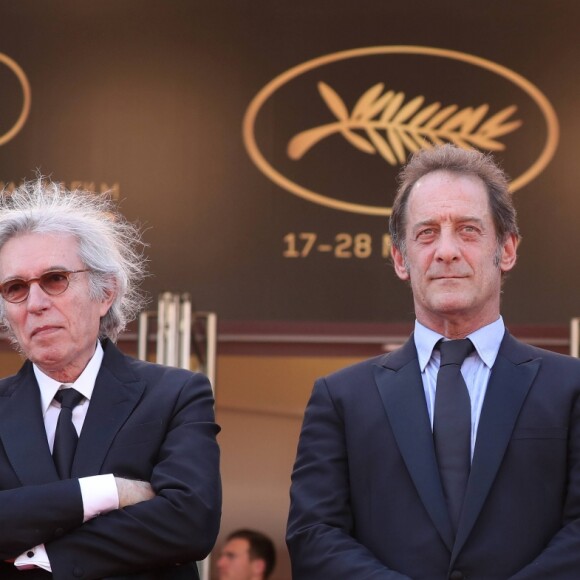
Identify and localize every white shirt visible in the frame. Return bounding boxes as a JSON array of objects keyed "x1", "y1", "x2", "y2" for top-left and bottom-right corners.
[
  {"x1": 14, "y1": 342, "x2": 119, "y2": 572},
  {"x1": 414, "y1": 316, "x2": 505, "y2": 459}
]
